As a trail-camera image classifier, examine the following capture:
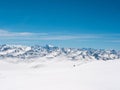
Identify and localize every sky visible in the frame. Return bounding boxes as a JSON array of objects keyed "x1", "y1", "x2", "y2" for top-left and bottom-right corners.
[{"x1": 0, "y1": 0, "x2": 120, "y2": 49}]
